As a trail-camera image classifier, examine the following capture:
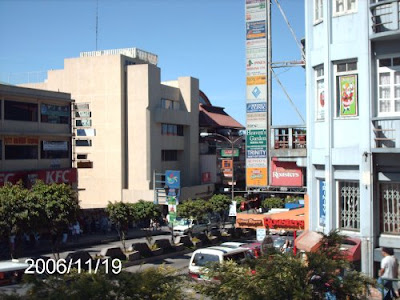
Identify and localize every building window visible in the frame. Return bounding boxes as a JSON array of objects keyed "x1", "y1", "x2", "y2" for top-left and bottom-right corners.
[
  {"x1": 161, "y1": 150, "x2": 178, "y2": 161},
  {"x1": 161, "y1": 99, "x2": 180, "y2": 110},
  {"x1": 338, "y1": 181, "x2": 360, "y2": 231},
  {"x1": 41, "y1": 104, "x2": 70, "y2": 124},
  {"x1": 314, "y1": 0, "x2": 323, "y2": 23},
  {"x1": 76, "y1": 140, "x2": 92, "y2": 147},
  {"x1": 380, "y1": 182, "x2": 400, "y2": 235},
  {"x1": 335, "y1": 61, "x2": 358, "y2": 117},
  {"x1": 4, "y1": 100, "x2": 38, "y2": 122},
  {"x1": 315, "y1": 65, "x2": 325, "y2": 121},
  {"x1": 77, "y1": 154, "x2": 87, "y2": 160},
  {"x1": 41, "y1": 141, "x2": 69, "y2": 159},
  {"x1": 333, "y1": 0, "x2": 357, "y2": 15},
  {"x1": 5, "y1": 145, "x2": 38, "y2": 160},
  {"x1": 161, "y1": 124, "x2": 184, "y2": 136},
  {"x1": 377, "y1": 56, "x2": 400, "y2": 116}
]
